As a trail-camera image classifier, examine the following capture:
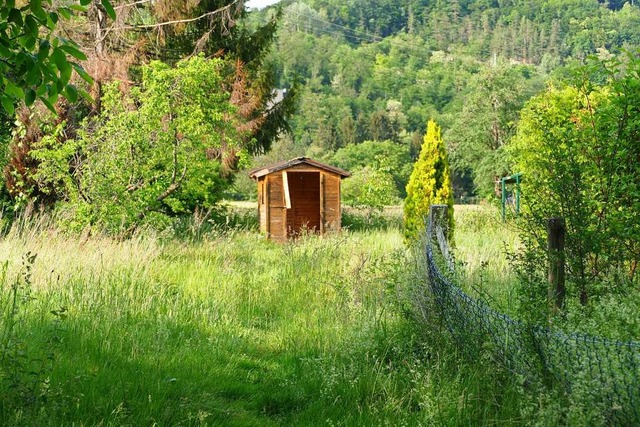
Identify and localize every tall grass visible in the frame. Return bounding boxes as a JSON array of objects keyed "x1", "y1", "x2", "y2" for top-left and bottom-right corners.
[
  {"x1": 415, "y1": 205, "x2": 640, "y2": 426},
  {"x1": 453, "y1": 205, "x2": 521, "y2": 315},
  {"x1": 1, "y1": 219, "x2": 444, "y2": 425},
  {"x1": 0, "y1": 206, "x2": 592, "y2": 426},
  {"x1": 404, "y1": 205, "x2": 532, "y2": 425}
]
